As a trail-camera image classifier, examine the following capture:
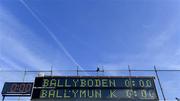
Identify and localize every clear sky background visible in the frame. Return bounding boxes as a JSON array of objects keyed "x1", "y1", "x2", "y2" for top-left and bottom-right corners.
[{"x1": 0, "y1": 0, "x2": 180, "y2": 100}]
